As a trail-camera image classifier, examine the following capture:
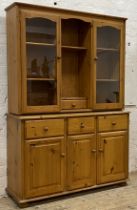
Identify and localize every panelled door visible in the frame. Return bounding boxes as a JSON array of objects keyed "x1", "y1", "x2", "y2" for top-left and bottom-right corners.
[
  {"x1": 97, "y1": 131, "x2": 128, "y2": 184},
  {"x1": 67, "y1": 134, "x2": 96, "y2": 190},
  {"x1": 24, "y1": 137, "x2": 65, "y2": 198}
]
